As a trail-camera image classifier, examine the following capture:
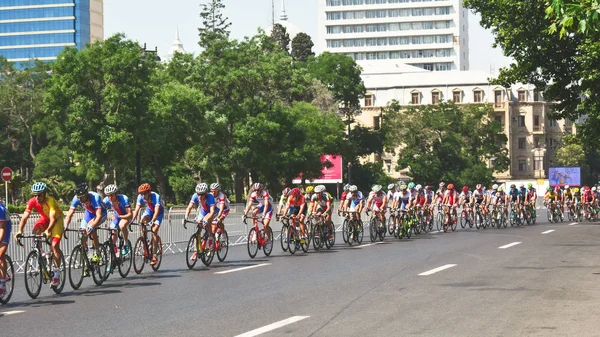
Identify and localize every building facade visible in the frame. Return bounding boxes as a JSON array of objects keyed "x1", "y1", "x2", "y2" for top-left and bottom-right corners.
[
  {"x1": 0, "y1": 0, "x2": 103, "y2": 63},
  {"x1": 355, "y1": 67, "x2": 575, "y2": 182},
  {"x1": 317, "y1": 0, "x2": 469, "y2": 71}
]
